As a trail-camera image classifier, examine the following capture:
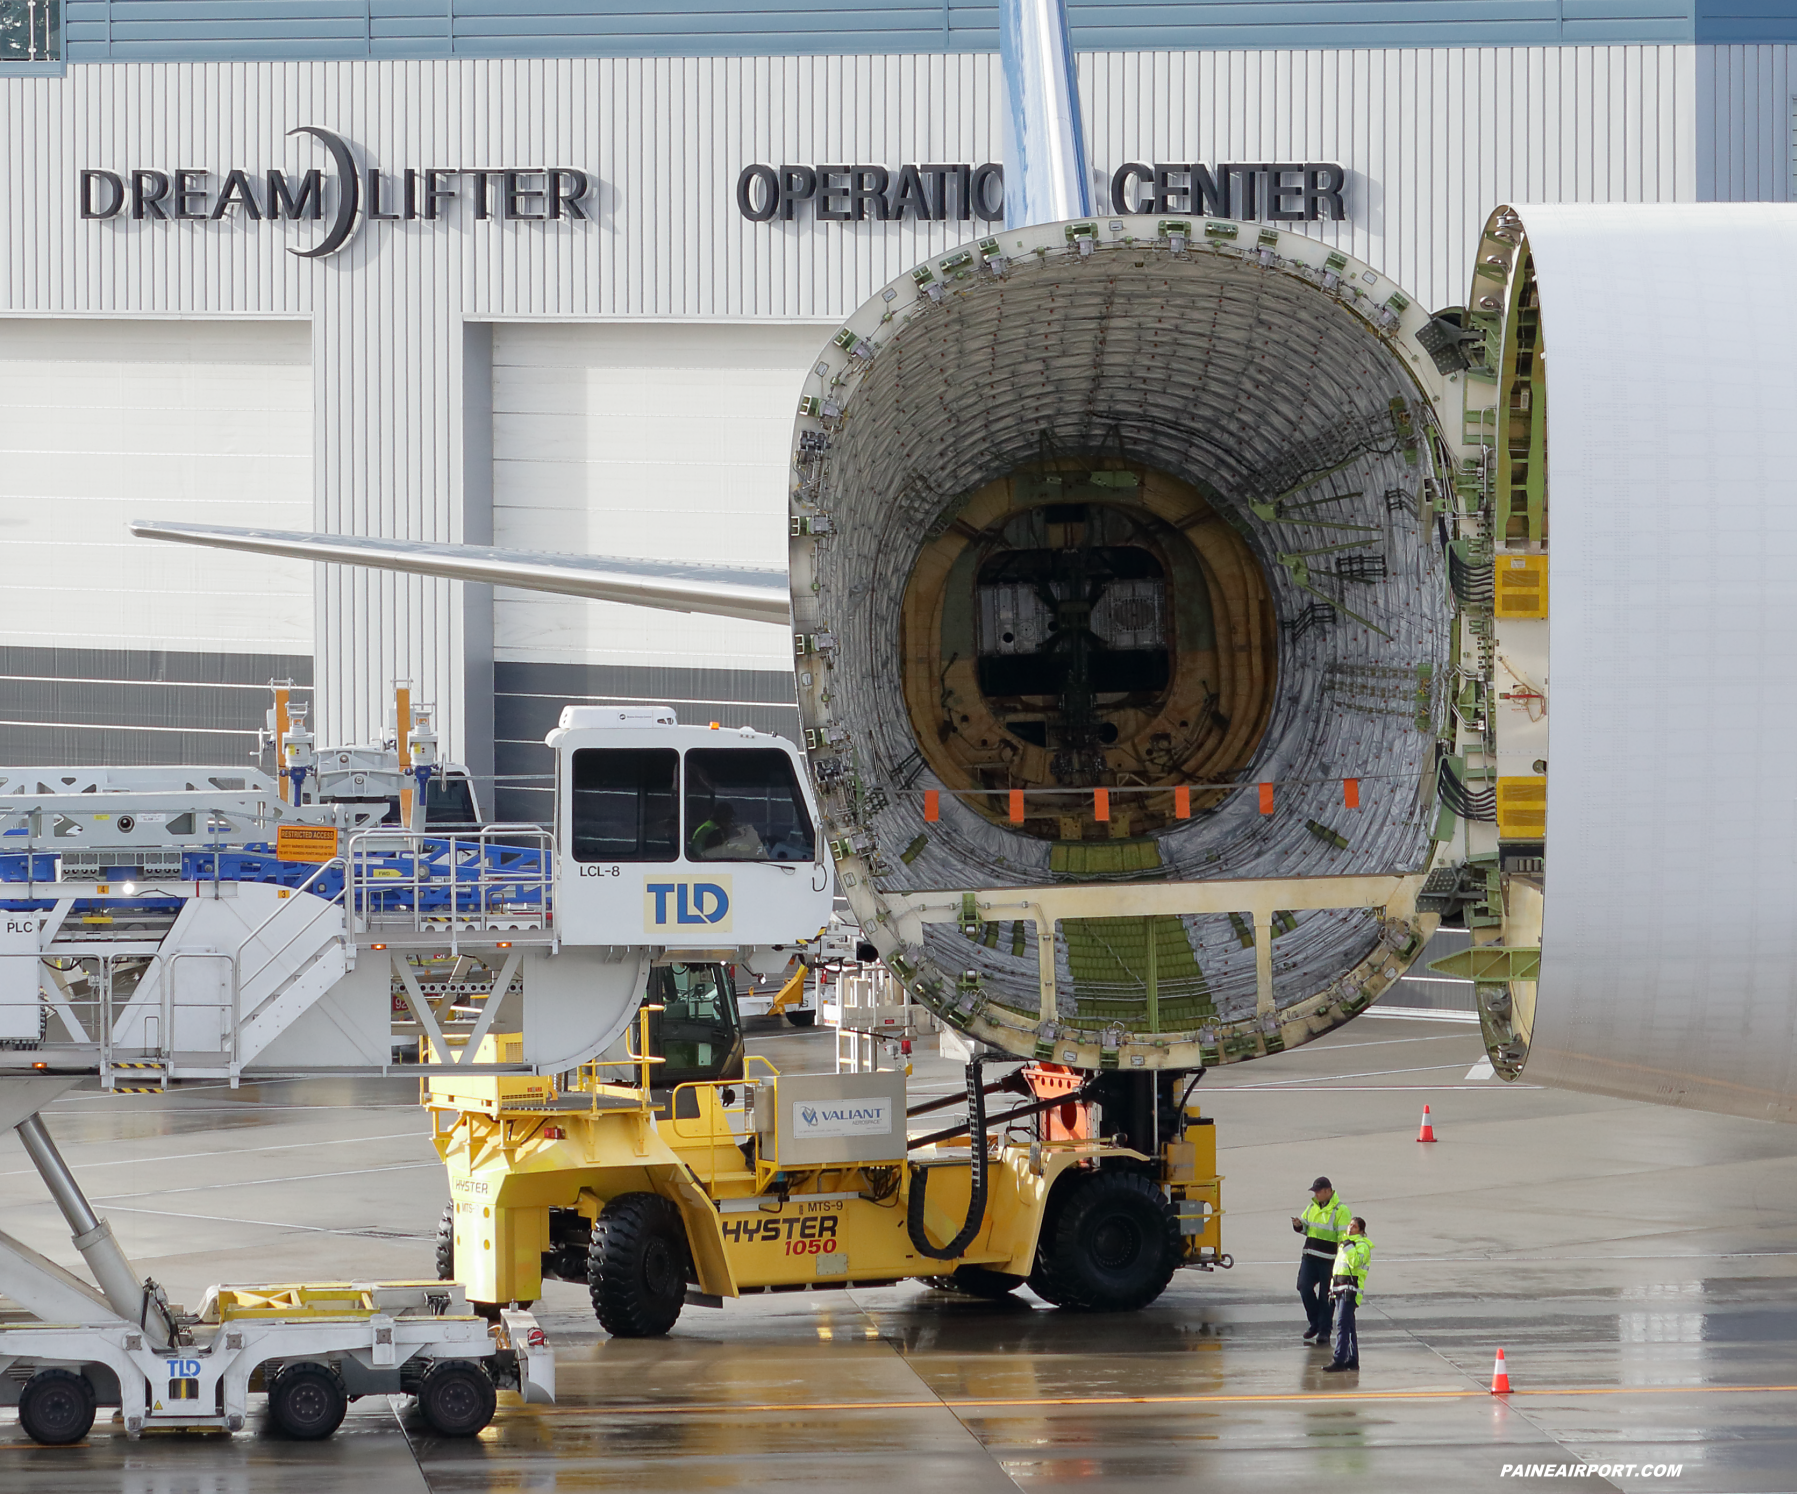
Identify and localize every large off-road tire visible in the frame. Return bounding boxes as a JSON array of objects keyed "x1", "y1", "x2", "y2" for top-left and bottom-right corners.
[
  {"x1": 785, "y1": 1009, "x2": 818, "y2": 1028},
  {"x1": 416, "y1": 1359, "x2": 497, "y2": 1437},
  {"x1": 587, "y1": 1192, "x2": 690, "y2": 1337},
  {"x1": 1032, "y1": 1171, "x2": 1180, "y2": 1312},
  {"x1": 1026, "y1": 1178, "x2": 1081, "y2": 1306},
  {"x1": 435, "y1": 1202, "x2": 455, "y2": 1280},
  {"x1": 1027, "y1": 1248, "x2": 1080, "y2": 1306},
  {"x1": 267, "y1": 1362, "x2": 348, "y2": 1440},
  {"x1": 928, "y1": 1265, "x2": 1025, "y2": 1299},
  {"x1": 17, "y1": 1369, "x2": 96, "y2": 1445}
]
